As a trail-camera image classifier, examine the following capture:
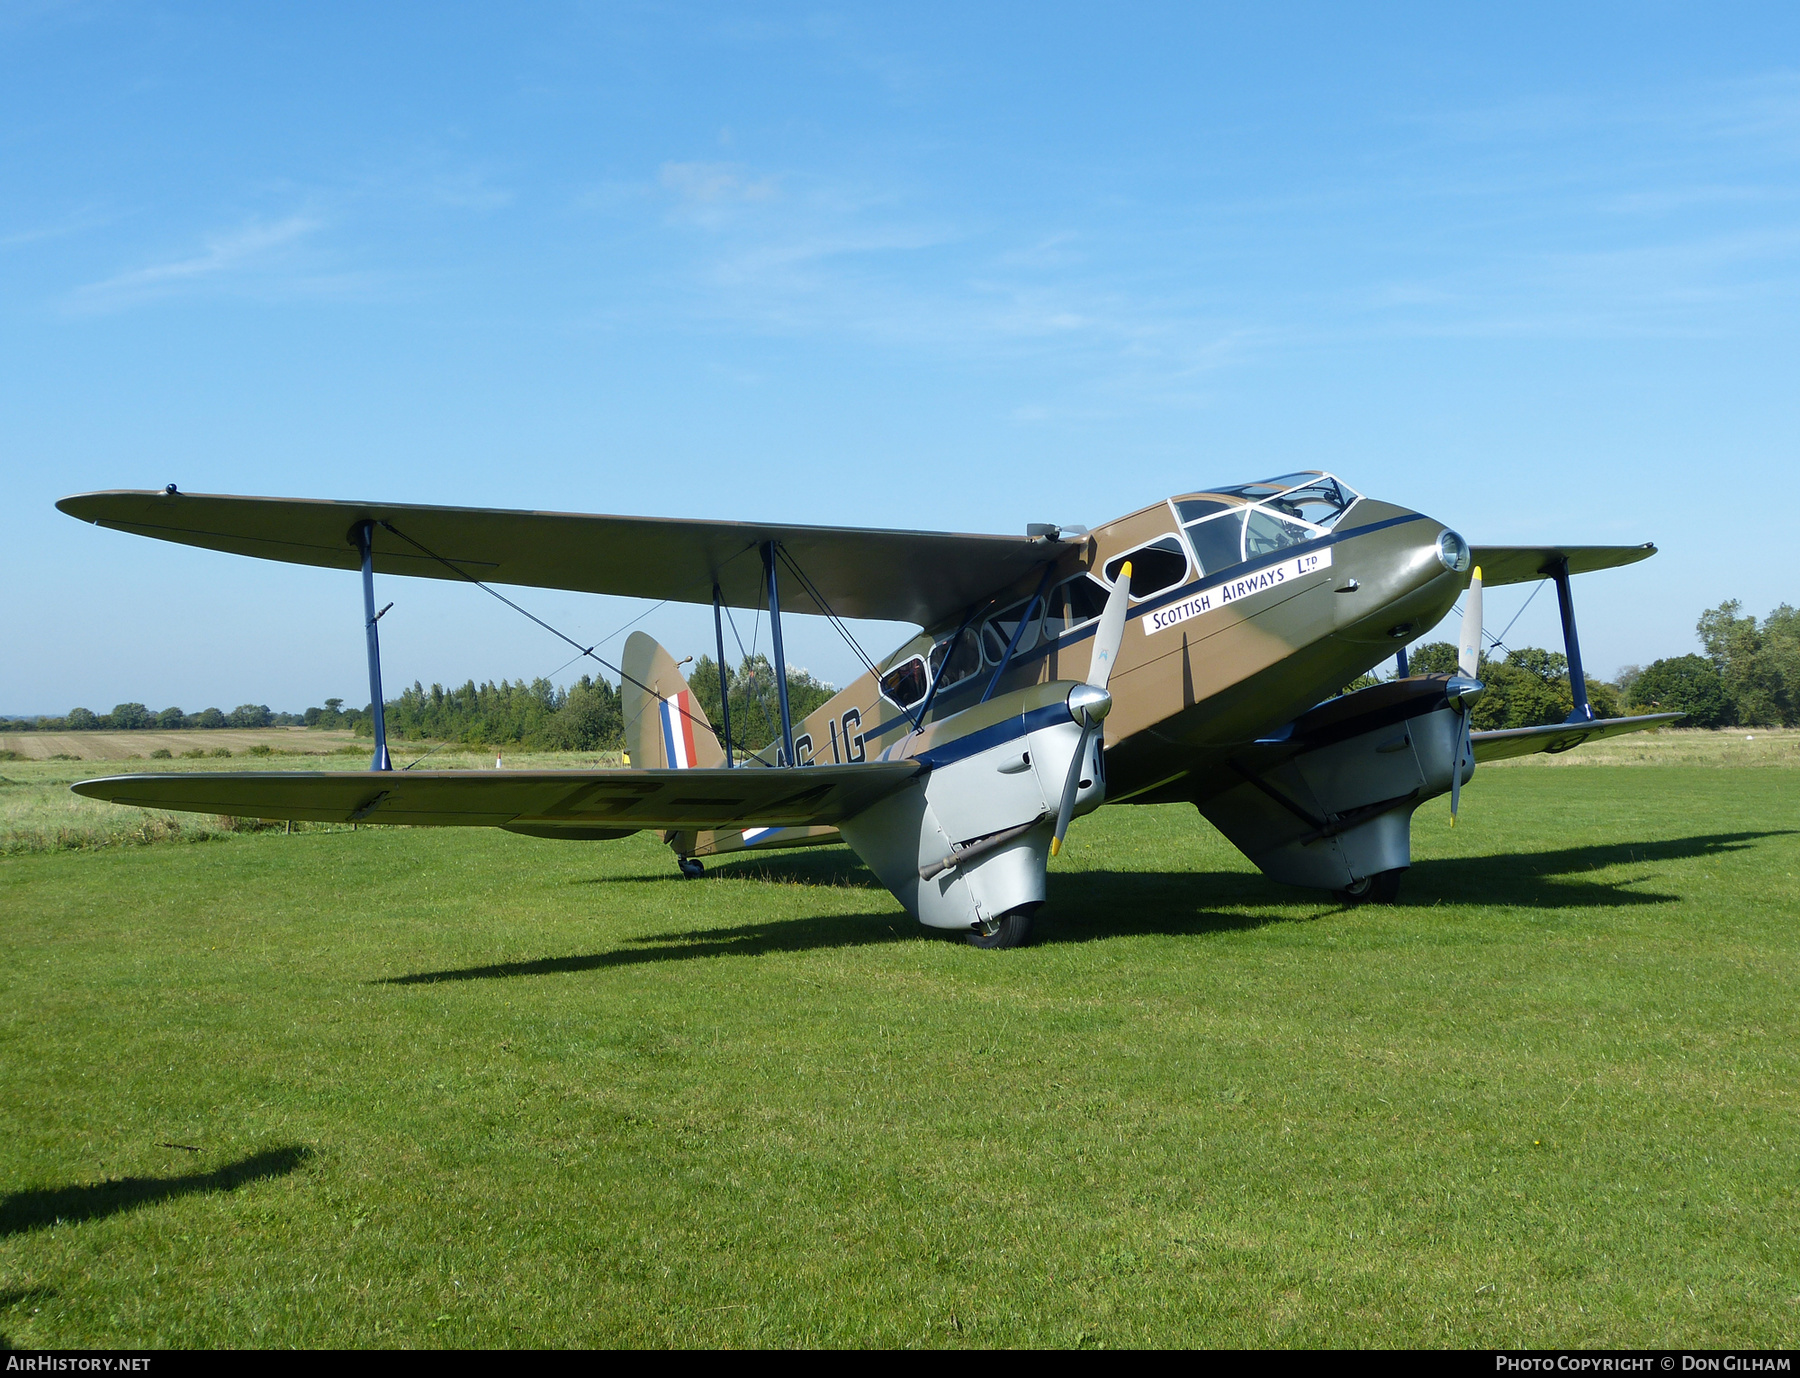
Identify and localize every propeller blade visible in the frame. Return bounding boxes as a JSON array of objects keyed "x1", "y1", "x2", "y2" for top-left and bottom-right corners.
[
  {"x1": 1449, "y1": 715, "x2": 1471, "y2": 826},
  {"x1": 1457, "y1": 565, "x2": 1484, "y2": 679},
  {"x1": 1087, "y1": 560, "x2": 1133, "y2": 689},
  {"x1": 1049, "y1": 723, "x2": 1095, "y2": 858}
]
